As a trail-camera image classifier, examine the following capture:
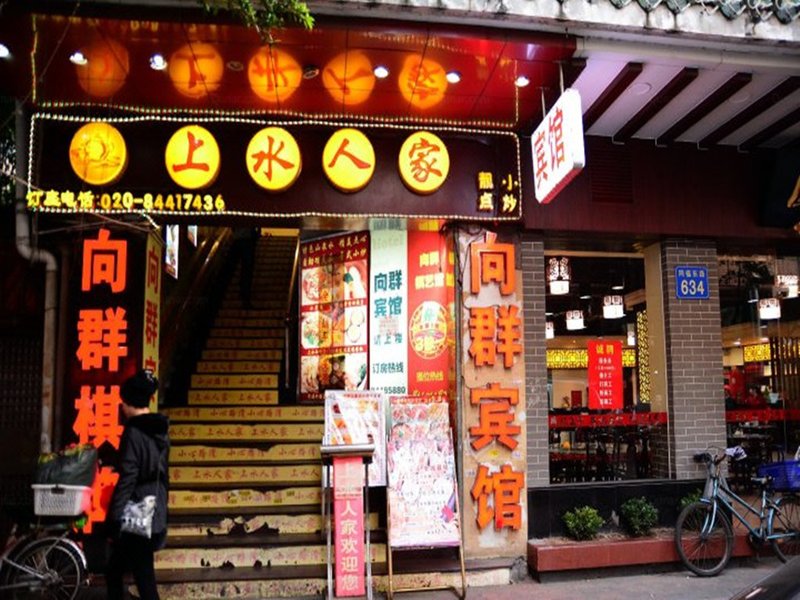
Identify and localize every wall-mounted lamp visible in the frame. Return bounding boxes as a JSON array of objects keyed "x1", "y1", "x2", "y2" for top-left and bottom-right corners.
[
  {"x1": 776, "y1": 275, "x2": 798, "y2": 299},
  {"x1": 545, "y1": 321, "x2": 554, "y2": 339},
  {"x1": 759, "y1": 298, "x2": 781, "y2": 320},
  {"x1": 548, "y1": 257, "x2": 570, "y2": 295},
  {"x1": 627, "y1": 323, "x2": 636, "y2": 346}
]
